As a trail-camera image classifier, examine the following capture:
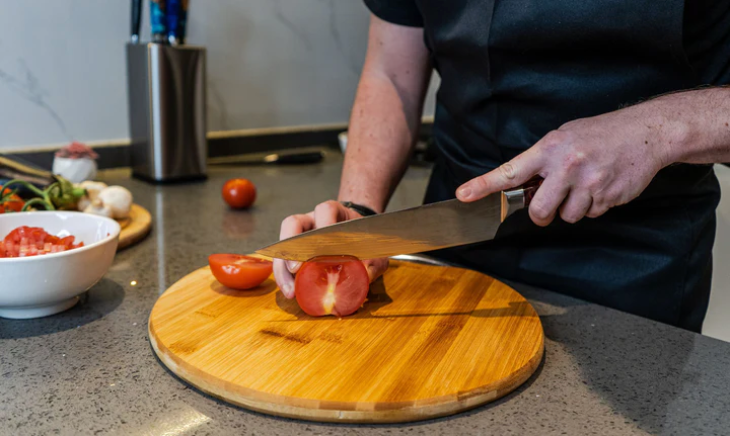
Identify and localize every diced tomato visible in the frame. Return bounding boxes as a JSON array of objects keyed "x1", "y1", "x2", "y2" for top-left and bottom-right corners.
[
  {"x1": 294, "y1": 255, "x2": 370, "y2": 317},
  {"x1": 0, "y1": 226, "x2": 84, "y2": 258},
  {"x1": 208, "y1": 254, "x2": 273, "y2": 290}
]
